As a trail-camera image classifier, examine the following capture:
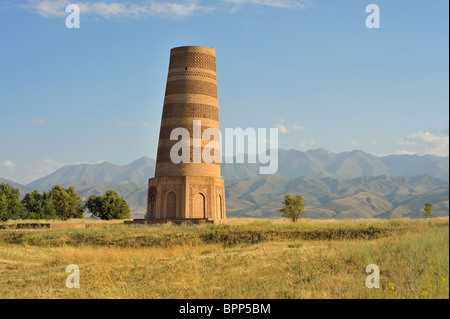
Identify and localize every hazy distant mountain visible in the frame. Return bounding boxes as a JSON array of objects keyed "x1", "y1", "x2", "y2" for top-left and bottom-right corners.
[
  {"x1": 0, "y1": 178, "x2": 24, "y2": 190},
  {"x1": 224, "y1": 175, "x2": 449, "y2": 219},
  {"x1": 27, "y1": 156, "x2": 156, "y2": 187},
  {"x1": 380, "y1": 154, "x2": 449, "y2": 181},
  {"x1": 221, "y1": 149, "x2": 449, "y2": 181},
  {"x1": 0, "y1": 178, "x2": 33, "y2": 194}
]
